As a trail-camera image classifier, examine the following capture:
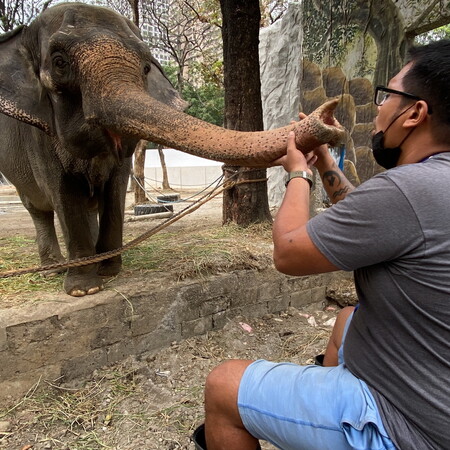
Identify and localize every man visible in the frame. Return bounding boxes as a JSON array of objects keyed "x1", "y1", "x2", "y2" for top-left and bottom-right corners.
[{"x1": 200, "y1": 40, "x2": 450, "y2": 450}]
